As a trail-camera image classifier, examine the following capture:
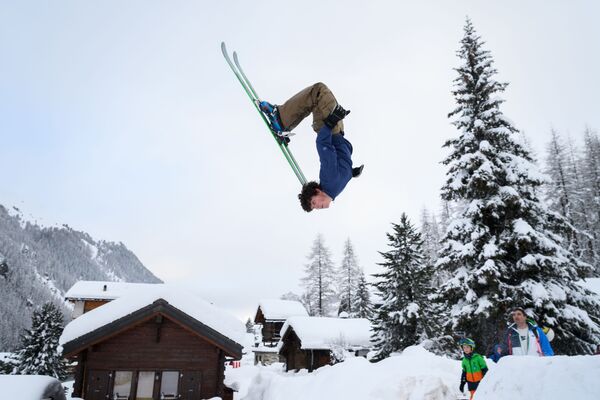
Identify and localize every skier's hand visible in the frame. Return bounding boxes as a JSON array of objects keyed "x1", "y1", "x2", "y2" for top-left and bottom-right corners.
[{"x1": 459, "y1": 382, "x2": 465, "y2": 392}]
